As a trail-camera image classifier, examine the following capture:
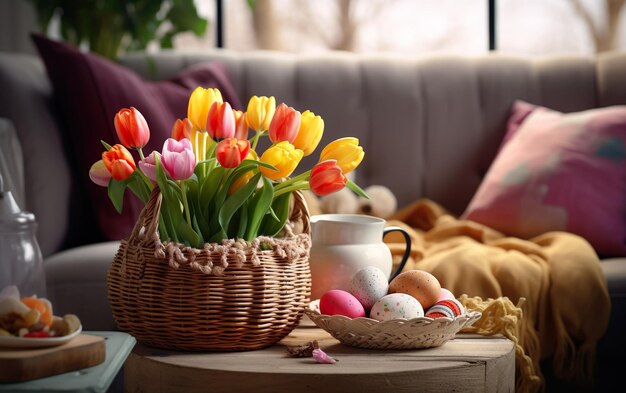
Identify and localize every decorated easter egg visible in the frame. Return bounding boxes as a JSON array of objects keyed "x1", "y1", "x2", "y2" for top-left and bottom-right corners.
[
  {"x1": 319, "y1": 289, "x2": 366, "y2": 318},
  {"x1": 370, "y1": 293, "x2": 424, "y2": 322},
  {"x1": 349, "y1": 266, "x2": 389, "y2": 310},
  {"x1": 388, "y1": 270, "x2": 441, "y2": 309},
  {"x1": 438, "y1": 288, "x2": 456, "y2": 302},
  {"x1": 425, "y1": 298, "x2": 465, "y2": 319}
]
